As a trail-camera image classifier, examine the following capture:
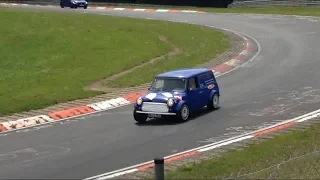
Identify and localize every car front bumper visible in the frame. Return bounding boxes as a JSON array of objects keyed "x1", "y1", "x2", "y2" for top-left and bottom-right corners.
[{"x1": 135, "y1": 111, "x2": 176, "y2": 115}]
